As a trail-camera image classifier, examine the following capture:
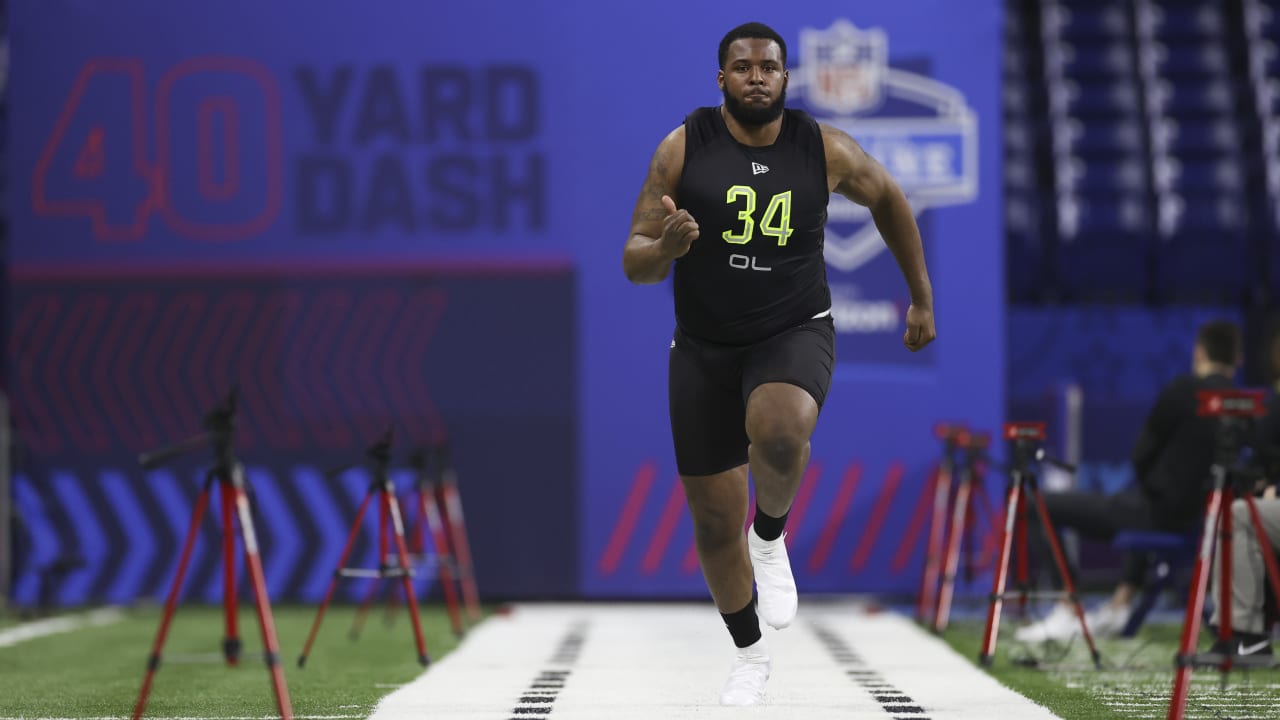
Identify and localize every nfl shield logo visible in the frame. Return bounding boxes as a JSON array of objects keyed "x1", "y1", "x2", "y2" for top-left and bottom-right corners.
[{"x1": 799, "y1": 20, "x2": 888, "y2": 116}]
